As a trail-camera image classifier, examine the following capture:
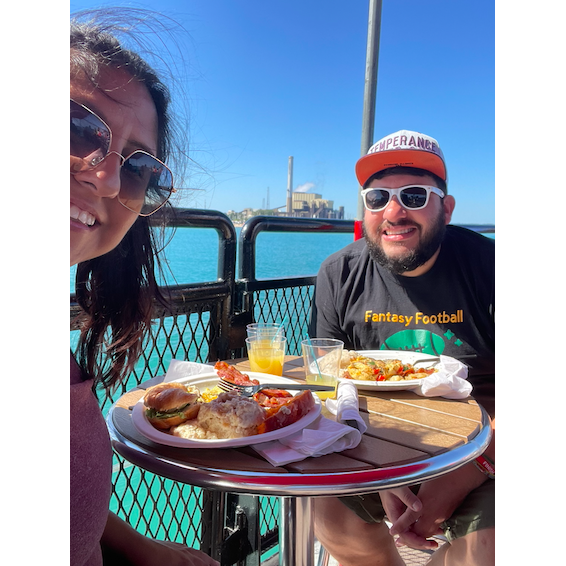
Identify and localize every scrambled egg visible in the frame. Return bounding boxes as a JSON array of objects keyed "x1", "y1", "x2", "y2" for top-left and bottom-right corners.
[
  {"x1": 340, "y1": 351, "x2": 435, "y2": 382},
  {"x1": 200, "y1": 385, "x2": 222, "y2": 403}
]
